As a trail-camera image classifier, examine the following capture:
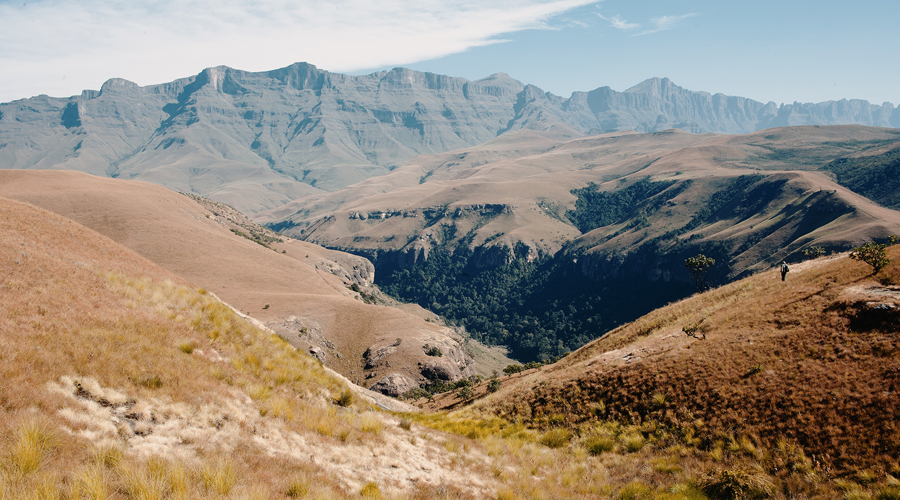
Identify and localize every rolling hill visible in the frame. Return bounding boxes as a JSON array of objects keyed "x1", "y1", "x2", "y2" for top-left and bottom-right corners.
[
  {"x1": 0, "y1": 170, "x2": 507, "y2": 396},
  {"x1": 262, "y1": 125, "x2": 900, "y2": 361}
]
